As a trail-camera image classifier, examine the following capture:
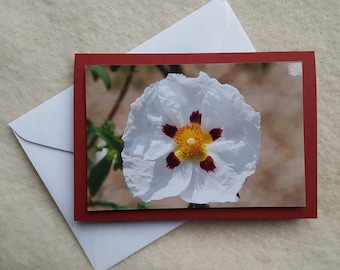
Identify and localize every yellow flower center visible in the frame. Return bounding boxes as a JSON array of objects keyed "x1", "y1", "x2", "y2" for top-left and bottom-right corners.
[{"x1": 173, "y1": 123, "x2": 212, "y2": 161}]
